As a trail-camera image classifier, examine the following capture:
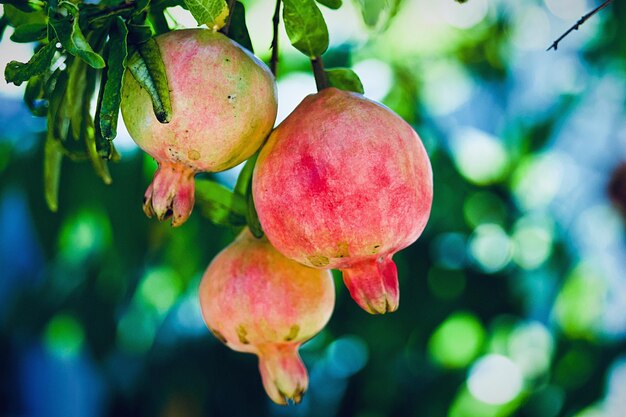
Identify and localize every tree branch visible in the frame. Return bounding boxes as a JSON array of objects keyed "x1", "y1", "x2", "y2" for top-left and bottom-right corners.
[
  {"x1": 547, "y1": 0, "x2": 613, "y2": 51},
  {"x1": 311, "y1": 56, "x2": 328, "y2": 91},
  {"x1": 269, "y1": 0, "x2": 281, "y2": 76}
]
